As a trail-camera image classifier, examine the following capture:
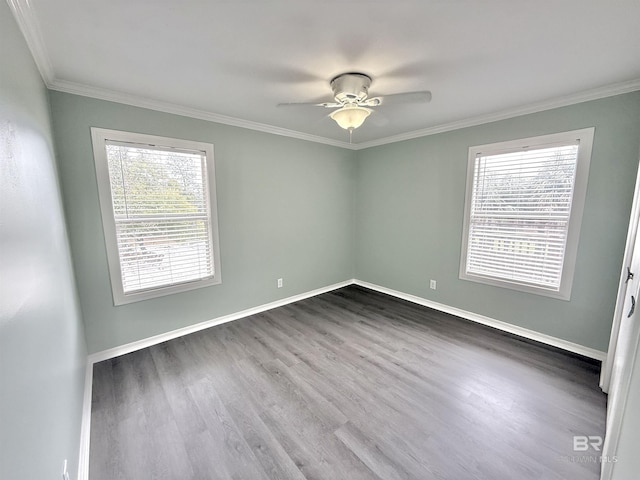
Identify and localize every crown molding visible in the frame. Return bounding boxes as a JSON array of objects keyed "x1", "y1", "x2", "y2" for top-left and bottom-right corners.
[
  {"x1": 7, "y1": 0, "x2": 55, "y2": 84},
  {"x1": 8, "y1": 0, "x2": 640, "y2": 151},
  {"x1": 49, "y1": 77, "x2": 640, "y2": 152},
  {"x1": 353, "y1": 78, "x2": 640, "y2": 150},
  {"x1": 7, "y1": 0, "x2": 352, "y2": 149},
  {"x1": 48, "y1": 79, "x2": 355, "y2": 149}
]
